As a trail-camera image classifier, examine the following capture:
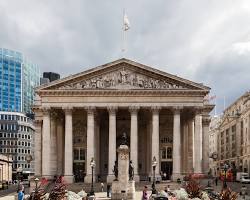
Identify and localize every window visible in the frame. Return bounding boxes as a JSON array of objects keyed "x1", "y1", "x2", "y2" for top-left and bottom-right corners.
[
  {"x1": 80, "y1": 149, "x2": 85, "y2": 160},
  {"x1": 74, "y1": 149, "x2": 78, "y2": 160},
  {"x1": 161, "y1": 148, "x2": 166, "y2": 159},
  {"x1": 167, "y1": 147, "x2": 172, "y2": 159},
  {"x1": 74, "y1": 148, "x2": 85, "y2": 161}
]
